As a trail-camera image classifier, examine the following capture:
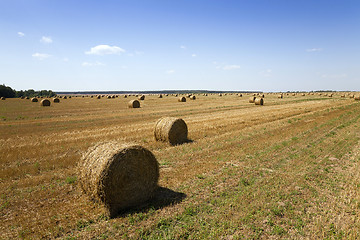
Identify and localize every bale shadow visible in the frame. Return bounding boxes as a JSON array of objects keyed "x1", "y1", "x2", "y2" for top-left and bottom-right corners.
[
  {"x1": 173, "y1": 138, "x2": 194, "y2": 146},
  {"x1": 114, "y1": 186, "x2": 186, "y2": 218}
]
